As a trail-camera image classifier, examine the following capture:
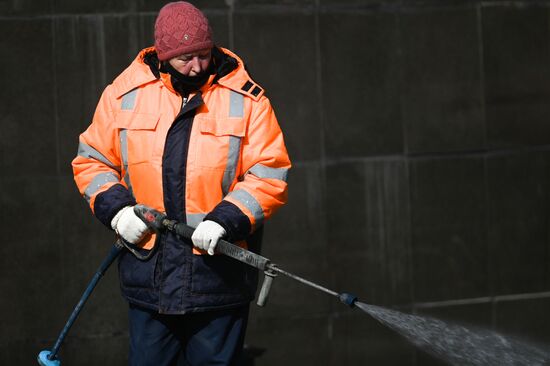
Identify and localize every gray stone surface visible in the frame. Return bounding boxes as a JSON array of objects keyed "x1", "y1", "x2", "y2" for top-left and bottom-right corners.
[
  {"x1": 234, "y1": 9, "x2": 320, "y2": 162},
  {"x1": 53, "y1": 0, "x2": 135, "y2": 14},
  {"x1": 409, "y1": 156, "x2": 488, "y2": 302},
  {"x1": 0, "y1": 177, "x2": 63, "y2": 341},
  {"x1": 487, "y1": 151, "x2": 550, "y2": 295},
  {"x1": 207, "y1": 11, "x2": 231, "y2": 48},
  {"x1": 55, "y1": 334, "x2": 129, "y2": 365},
  {"x1": 137, "y1": 13, "x2": 156, "y2": 46},
  {"x1": 495, "y1": 297, "x2": 550, "y2": 345},
  {"x1": 400, "y1": 6, "x2": 485, "y2": 154},
  {"x1": 326, "y1": 159, "x2": 412, "y2": 306},
  {"x1": 0, "y1": 0, "x2": 52, "y2": 15},
  {"x1": 0, "y1": 19, "x2": 57, "y2": 177},
  {"x1": 320, "y1": 10, "x2": 404, "y2": 158},
  {"x1": 238, "y1": 0, "x2": 315, "y2": 6},
  {"x1": 102, "y1": 15, "x2": 144, "y2": 84},
  {"x1": 246, "y1": 314, "x2": 331, "y2": 365},
  {"x1": 483, "y1": 5, "x2": 550, "y2": 148},
  {"x1": 57, "y1": 177, "x2": 128, "y2": 337},
  {"x1": 260, "y1": 164, "x2": 331, "y2": 314},
  {"x1": 320, "y1": 0, "x2": 395, "y2": 5},
  {"x1": 329, "y1": 306, "x2": 416, "y2": 365},
  {"x1": 53, "y1": 16, "x2": 111, "y2": 177},
  {"x1": 4, "y1": 338, "x2": 52, "y2": 365},
  {"x1": 137, "y1": 0, "x2": 229, "y2": 12}
]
